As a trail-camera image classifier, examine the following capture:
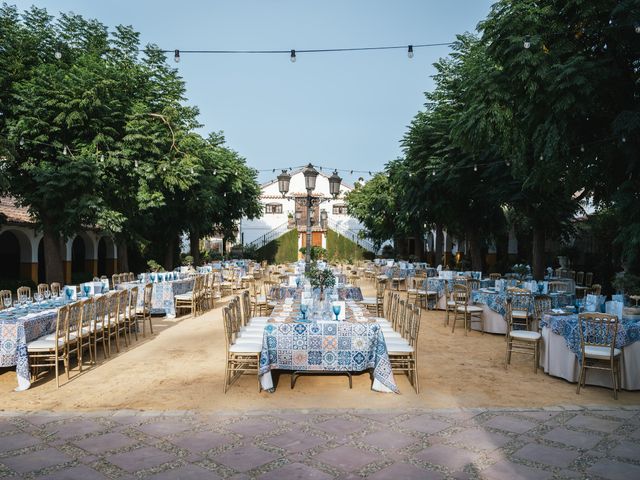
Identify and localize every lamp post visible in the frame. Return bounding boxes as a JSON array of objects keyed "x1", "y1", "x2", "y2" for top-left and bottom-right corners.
[{"x1": 278, "y1": 164, "x2": 341, "y2": 272}]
